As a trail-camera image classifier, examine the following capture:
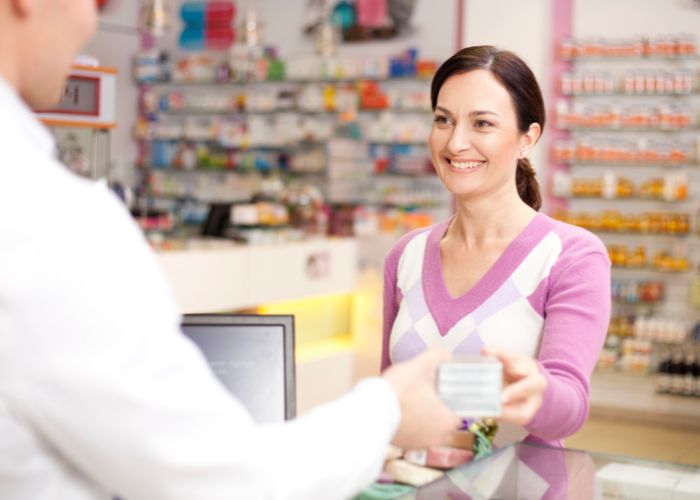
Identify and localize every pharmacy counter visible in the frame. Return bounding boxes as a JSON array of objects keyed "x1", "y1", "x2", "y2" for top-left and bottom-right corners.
[
  {"x1": 157, "y1": 237, "x2": 357, "y2": 314},
  {"x1": 384, "y1": 442, "x2": 700, "y2": 499},
  {"x1": 157, "y1": 238, "x2": 359, "y2": 413}
]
